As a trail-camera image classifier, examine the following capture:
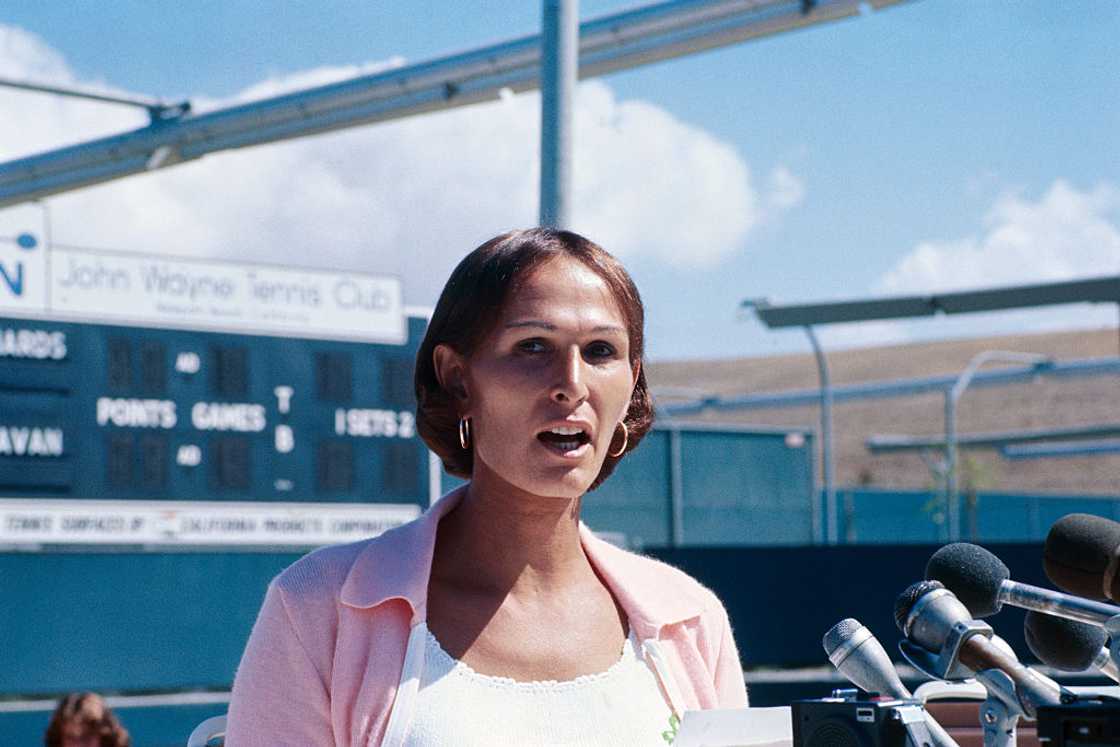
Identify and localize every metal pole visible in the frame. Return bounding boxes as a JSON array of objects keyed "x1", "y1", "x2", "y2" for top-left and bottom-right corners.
[
  {"x1": 539, "y1": 0, "x2": 578, "y2": 228},
  {"x1": 36, "y1": 200, "x2": 52, "y2": 311},
  {"x1": 0, "y1": 75, "x2": 181, "y2": 113},
  {"x1": 669, "y1": 427, "x2": 685, "y2": 547},
  {"x1": 945, "y1": 350, "x2": 1051, "y2": 541},
  {"x1": 943, "y1": 388, "x2": 956, "y2": 542},
  {"x1": 804, "y1": 325, "x2": 834, "y2": 544}
]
